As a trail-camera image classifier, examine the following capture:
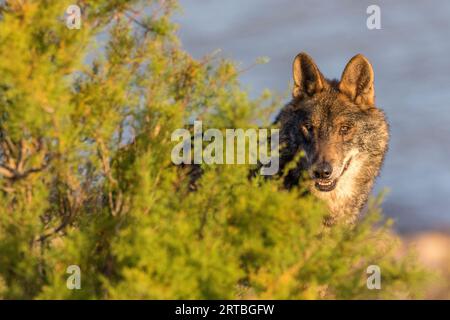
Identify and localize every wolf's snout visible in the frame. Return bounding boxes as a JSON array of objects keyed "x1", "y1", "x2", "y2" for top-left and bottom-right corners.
[{"x1": 312, "y1": 162, "x2": 333, "y2": 179}]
